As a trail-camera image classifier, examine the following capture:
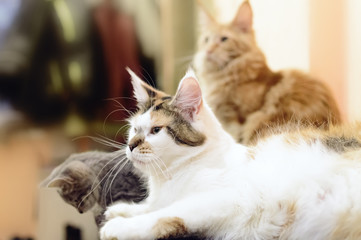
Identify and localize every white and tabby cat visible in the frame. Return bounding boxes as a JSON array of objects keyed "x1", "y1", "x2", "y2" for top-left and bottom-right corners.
[{"x1": 100, "y1": 69, "x2": 361, "y2": 240}]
